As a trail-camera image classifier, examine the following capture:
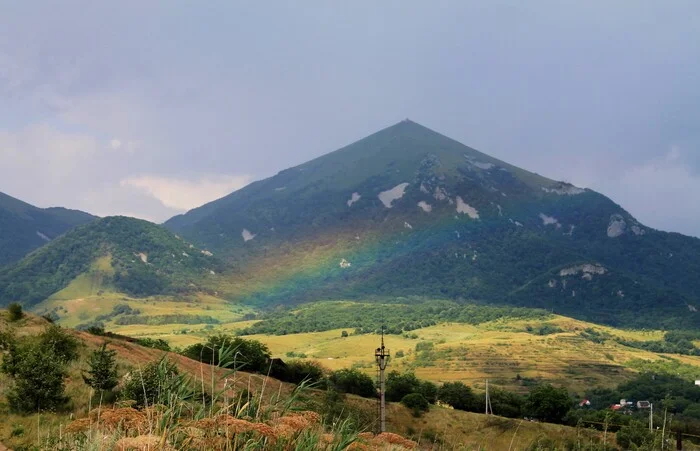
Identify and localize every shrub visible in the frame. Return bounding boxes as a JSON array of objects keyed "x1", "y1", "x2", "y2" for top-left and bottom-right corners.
[
  {"x1": 341, "y1": 330, "x2": 349, "y2": 338},
  {"x1": 329, "y1": 368, "x2": 375, "y2": 398},
  {"x1": 83, "y1": 343, "x2": 119, "y2": 393},
  {"x1": 385, "y1": 371, "x2": 421, "y2": 402},
  {"x1": 438, "y1": 382, "x2": 477, "y2": 411},
  {"x1": 419, "y1": 380, "x2": 438, "y2": 404},
  {"x1": 121, "y1": 357, "x2": 186, "y2": 408},
  {"x1": 274, "y1": 359, "x2": 326, "y2": 385},
  {"x1": 39, "y1": 325, "x2": 80, "y2": 364},
  {"x1": 525, "y1": 384, "x2": 572, "y2": 423},
  {"x1": 7, "y1": 303, "x2": 23, "y2": 321},
  {"x1": 182, "y1": 334, "x2": 270, "y2": 372},
  {"x1": 3, "y1": 343, "x2": 69, "y2": 412},
  {"x1": 401, "y1": 393, "x2": 429, "y2": 417},
  {"x1": 136, "y1": 338, "x2": 171, "y2": 351},
  {"x1": 616, "y1": 420, "x2": 654, "y2": 449}
]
